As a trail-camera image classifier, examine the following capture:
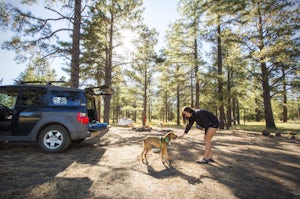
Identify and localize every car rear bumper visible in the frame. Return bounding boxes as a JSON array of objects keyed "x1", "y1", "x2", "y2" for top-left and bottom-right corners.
[{"x1": 70, "y1": 129, "x2": 91, "y2": 140}]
